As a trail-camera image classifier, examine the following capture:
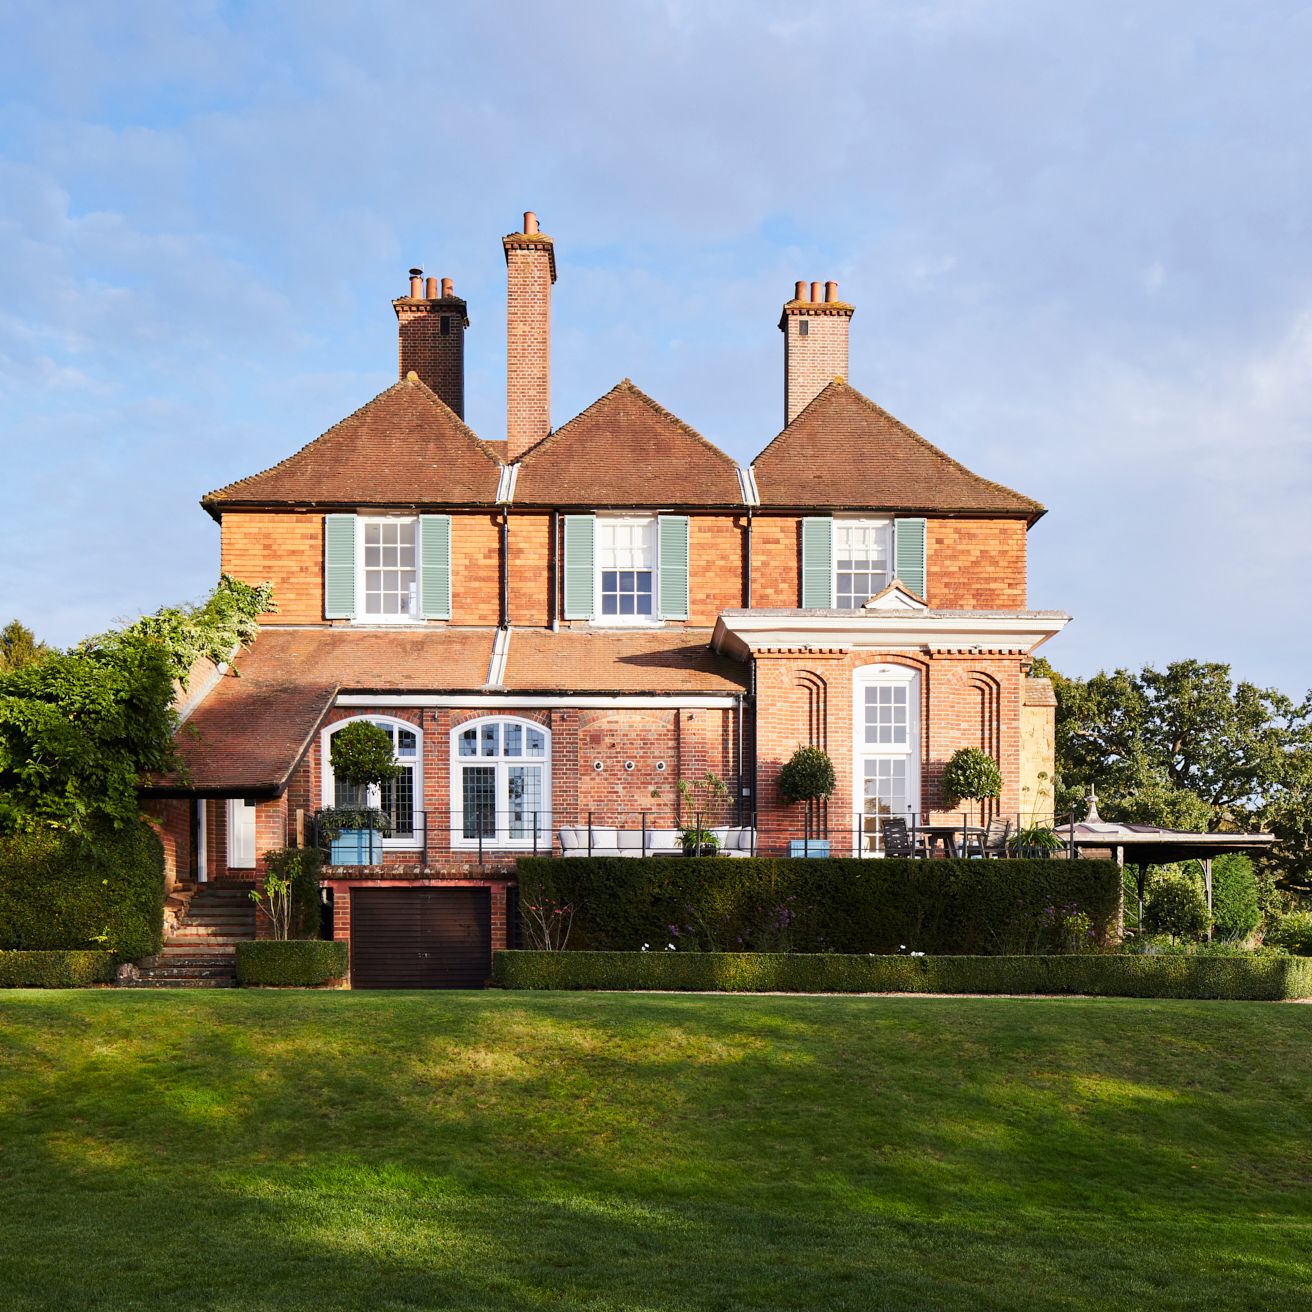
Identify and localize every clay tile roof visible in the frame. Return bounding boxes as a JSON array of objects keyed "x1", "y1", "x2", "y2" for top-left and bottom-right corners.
[
  {"x1": 751, "y1": 379, "x2": 1044, "y2": 520},
  {"x1": 512, "y1": 379, "x2": 745, "y2": 507},
  {"x1": 503, "y1": 629, "x2": 748, "y2": 693},
  {"x1": 202, "y1": 376, "x2": 503, "y2": 517}
]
